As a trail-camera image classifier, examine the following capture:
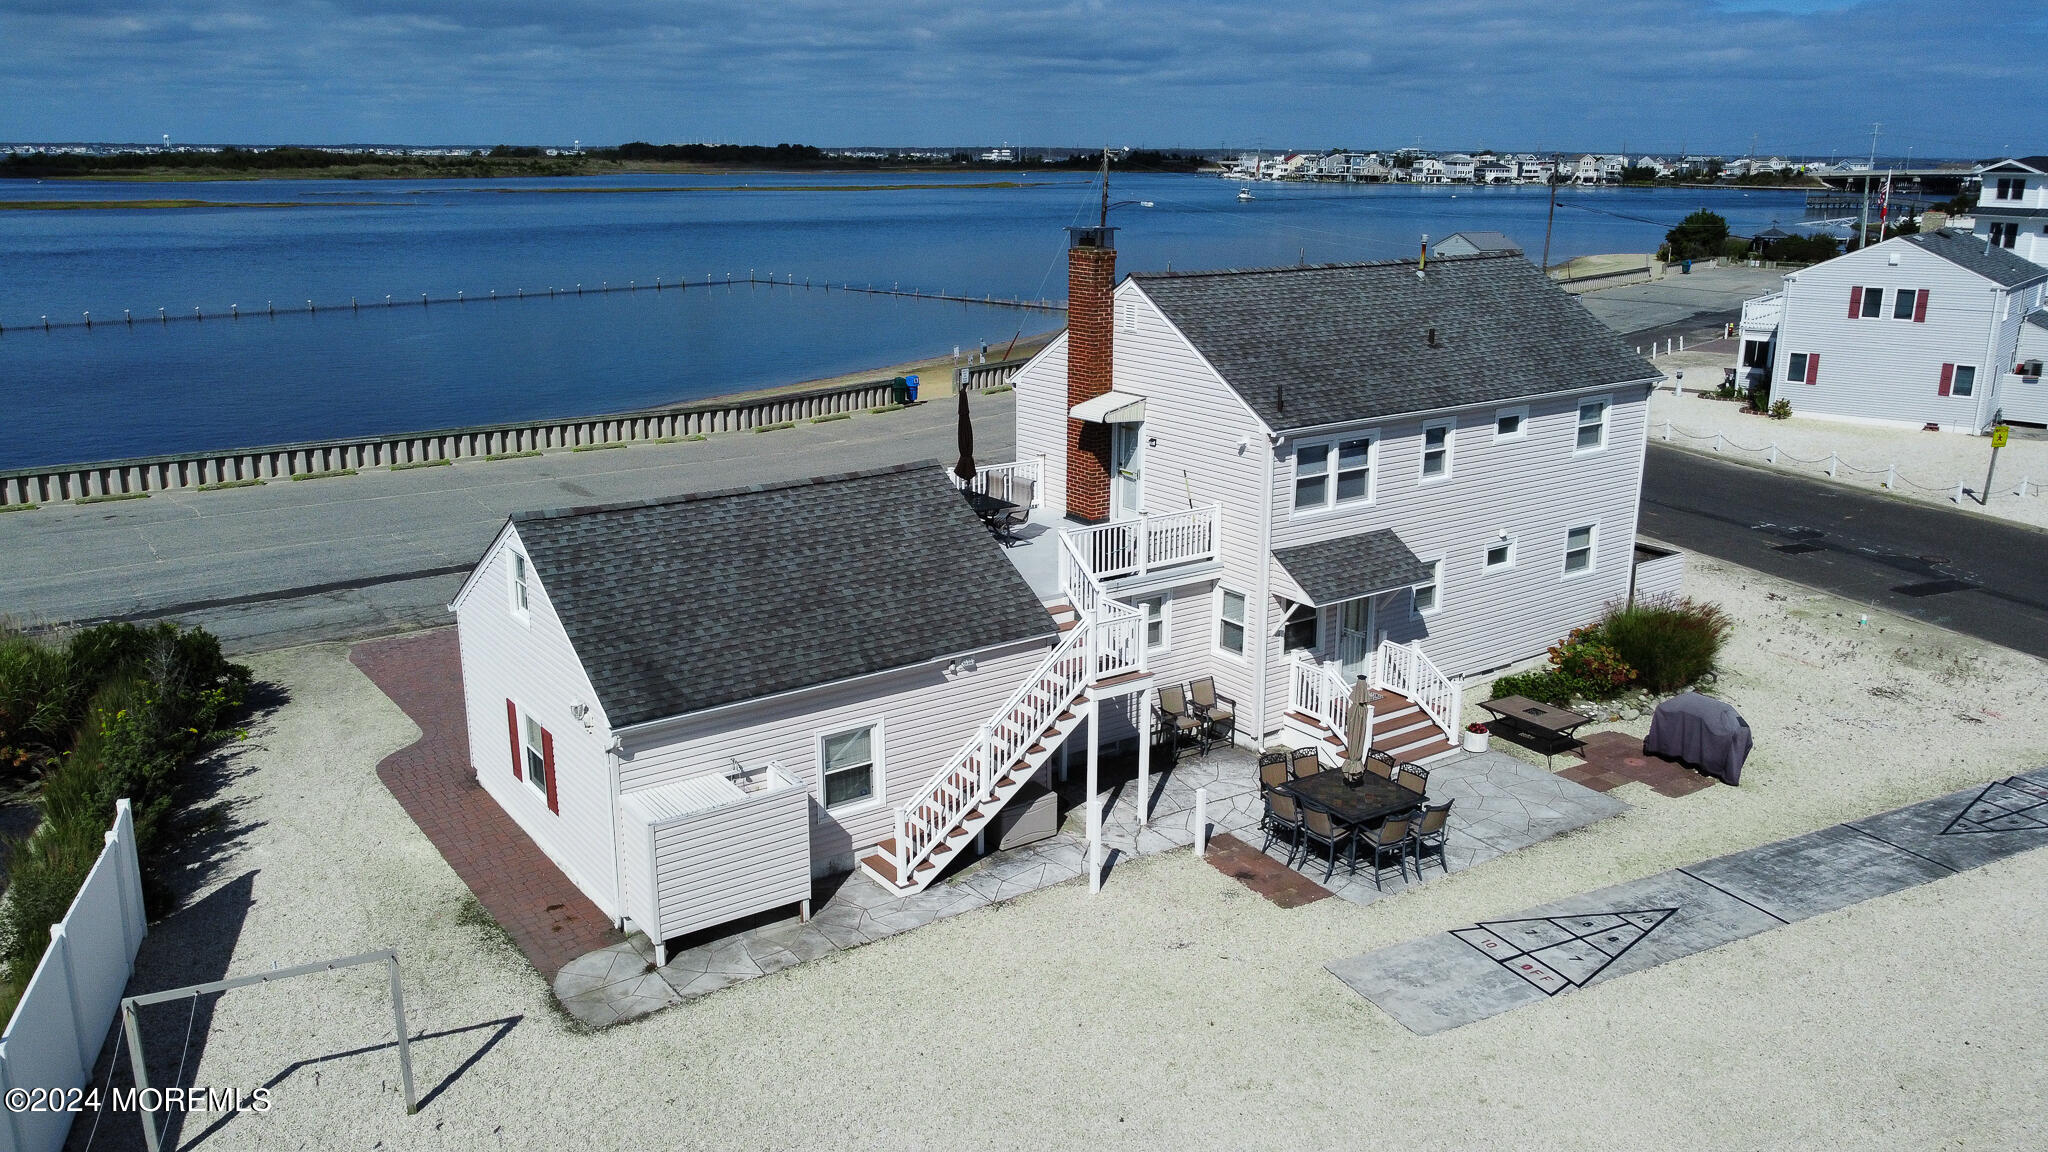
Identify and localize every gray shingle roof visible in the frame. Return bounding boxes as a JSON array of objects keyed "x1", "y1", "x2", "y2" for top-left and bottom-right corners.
[
  {"x1": 1272, "y1": 530, "x2": 1430, "y2": 605},
  {"x1": 1435, "y1": 231, "x2": 1521, "y2": 254},
  {"x1": 1972, "y1": 205, "x2": 2048, "y2": 219},
  {"x1": 509, "y1": 463, "x2": 1054, "y2": 728},
  {"x1": 1131, "y1": 253, "x2": 1654, "y2": 432},
  {"x1": 2028, "y1": 310, "x2": 2048, "y2": 332},
  {"x1": 1901, "y1": 229, "x2": 2048, "y2": 288}
]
